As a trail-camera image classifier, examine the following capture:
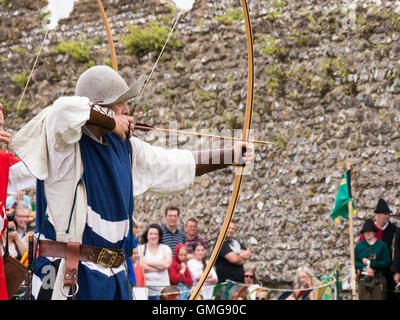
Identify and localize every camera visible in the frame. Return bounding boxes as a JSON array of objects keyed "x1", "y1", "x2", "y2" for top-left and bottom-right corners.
[
  {"x1": 6, "y1": 214, "x2": 14, "y2": 222},
  {"x1": 7, "y1": 225, "x2": 15, "y2": 232}
]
